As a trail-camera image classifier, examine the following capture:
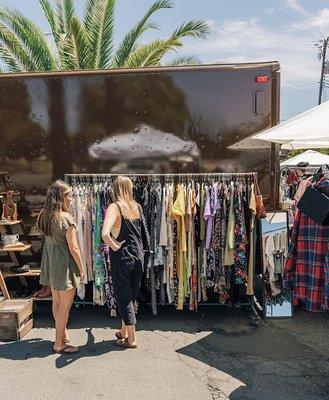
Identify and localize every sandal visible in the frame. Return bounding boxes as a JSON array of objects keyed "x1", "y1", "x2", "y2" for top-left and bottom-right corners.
[
  {"x1": 115, "y1": 331, "x2": 127, "y2": 340},
  {"x1": 116, "y1": 338, "x2": 138, "y2": 349},
  {"x1": 52, "y1": 344, "x2": 79, "y2": 354},
  {"x1": 34, "y1": 287, "x2": 46, "y2": 298},
  {"x1": 41, "y1": 286, "x2": 52, "y2": 298}
]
